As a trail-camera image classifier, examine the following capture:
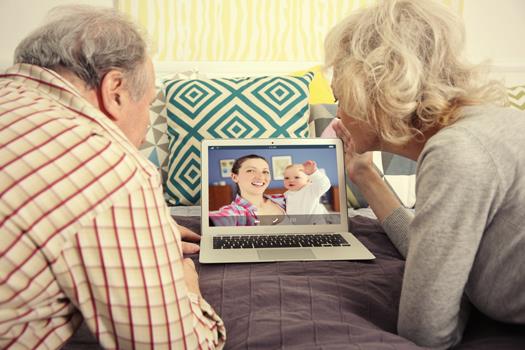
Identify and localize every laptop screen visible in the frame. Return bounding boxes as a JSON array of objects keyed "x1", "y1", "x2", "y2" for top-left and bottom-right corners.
[{"x1": 203, "y1": 141, "x2": 344, "y2": 228}]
